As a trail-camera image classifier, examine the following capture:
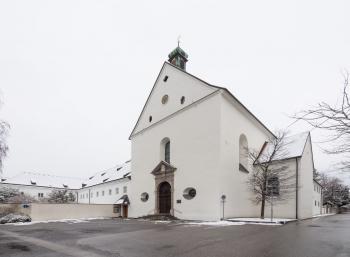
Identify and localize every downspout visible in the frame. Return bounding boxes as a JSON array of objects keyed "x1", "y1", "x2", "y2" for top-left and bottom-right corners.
[
  {"x1": 295, "y1": 158, "x2": 299, "y2": 220},
  {"x1": 89, "y1": 189, "x2": 91, "y2": 205}
]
